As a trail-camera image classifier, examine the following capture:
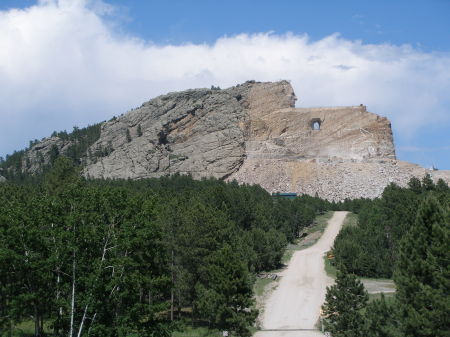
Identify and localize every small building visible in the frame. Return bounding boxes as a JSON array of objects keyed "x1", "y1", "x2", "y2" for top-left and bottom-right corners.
[{"x1": 272, "y1": 192, "x2": 298, "y2": 199}]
